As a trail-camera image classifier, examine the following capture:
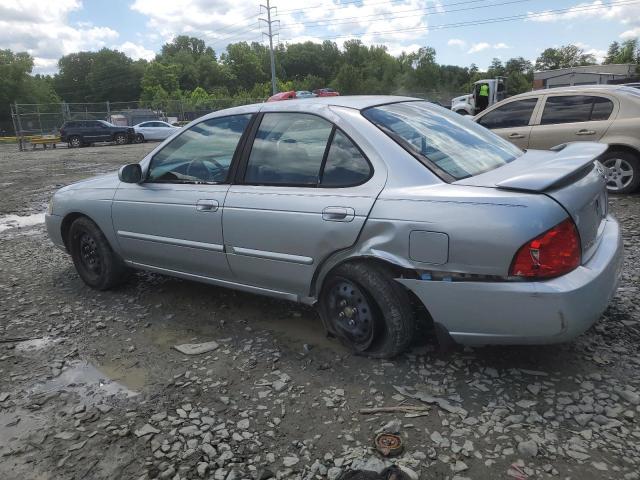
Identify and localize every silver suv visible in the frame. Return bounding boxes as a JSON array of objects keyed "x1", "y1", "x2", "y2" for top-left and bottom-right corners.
[{"x1": 474, "y1": 85, "x2": 640, "y2": 193}]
